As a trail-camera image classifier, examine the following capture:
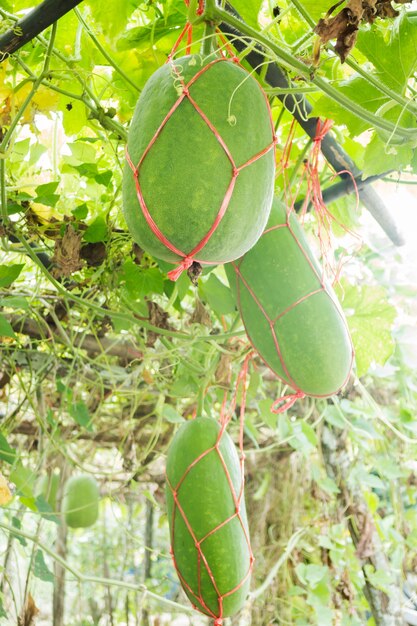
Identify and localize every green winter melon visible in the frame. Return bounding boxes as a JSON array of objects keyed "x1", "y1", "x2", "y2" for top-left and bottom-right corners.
[
  {"x1": 225, "y1": 198, "x2": 354, "y2": 397},
  {"x1": 123, "y1": 55, "x2": 275, "y2": 267},
  {"x1": 166, "y1": 417, "x2": 251, "y2": 620},
  {"x1": 62, "y1": 475, "x2": 99, "y2": 529}
]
